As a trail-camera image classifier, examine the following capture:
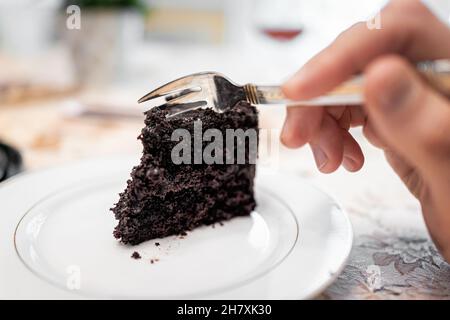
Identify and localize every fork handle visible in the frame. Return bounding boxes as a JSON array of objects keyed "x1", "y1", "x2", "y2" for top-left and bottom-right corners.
[{"x1": 245, "y1": 59, "x2": 450, "y2": 107}]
